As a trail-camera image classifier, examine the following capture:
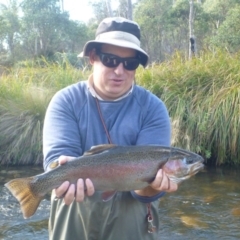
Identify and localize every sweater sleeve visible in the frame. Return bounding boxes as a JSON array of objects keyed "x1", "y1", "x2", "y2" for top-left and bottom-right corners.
[
  {"x1": 136, "y1": 93, "x2": 171, "y2": 147},
  {"x1": 43, "y1": 89, "x2": 83, "y2": 171},
  {"x1": 130, "y1": 191, "x2": 166, "y2": 203},
  {"x1": 131, "y1": 90, "x2": 171, "y2": 202}
]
